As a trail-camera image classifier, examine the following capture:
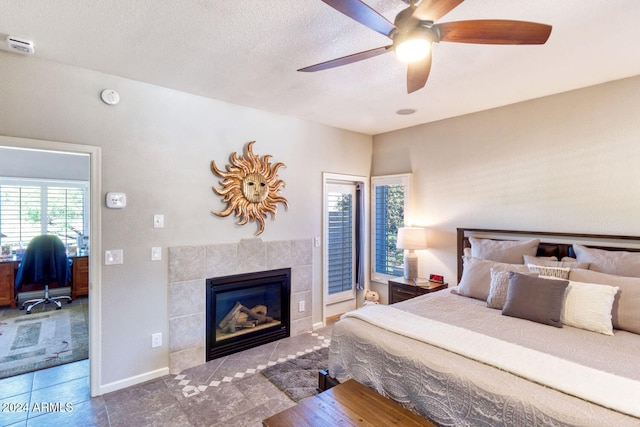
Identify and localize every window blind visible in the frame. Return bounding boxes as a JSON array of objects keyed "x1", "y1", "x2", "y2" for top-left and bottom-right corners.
[{"x1": 0, "y1": 180, "x2": 88, "y2": 250}]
